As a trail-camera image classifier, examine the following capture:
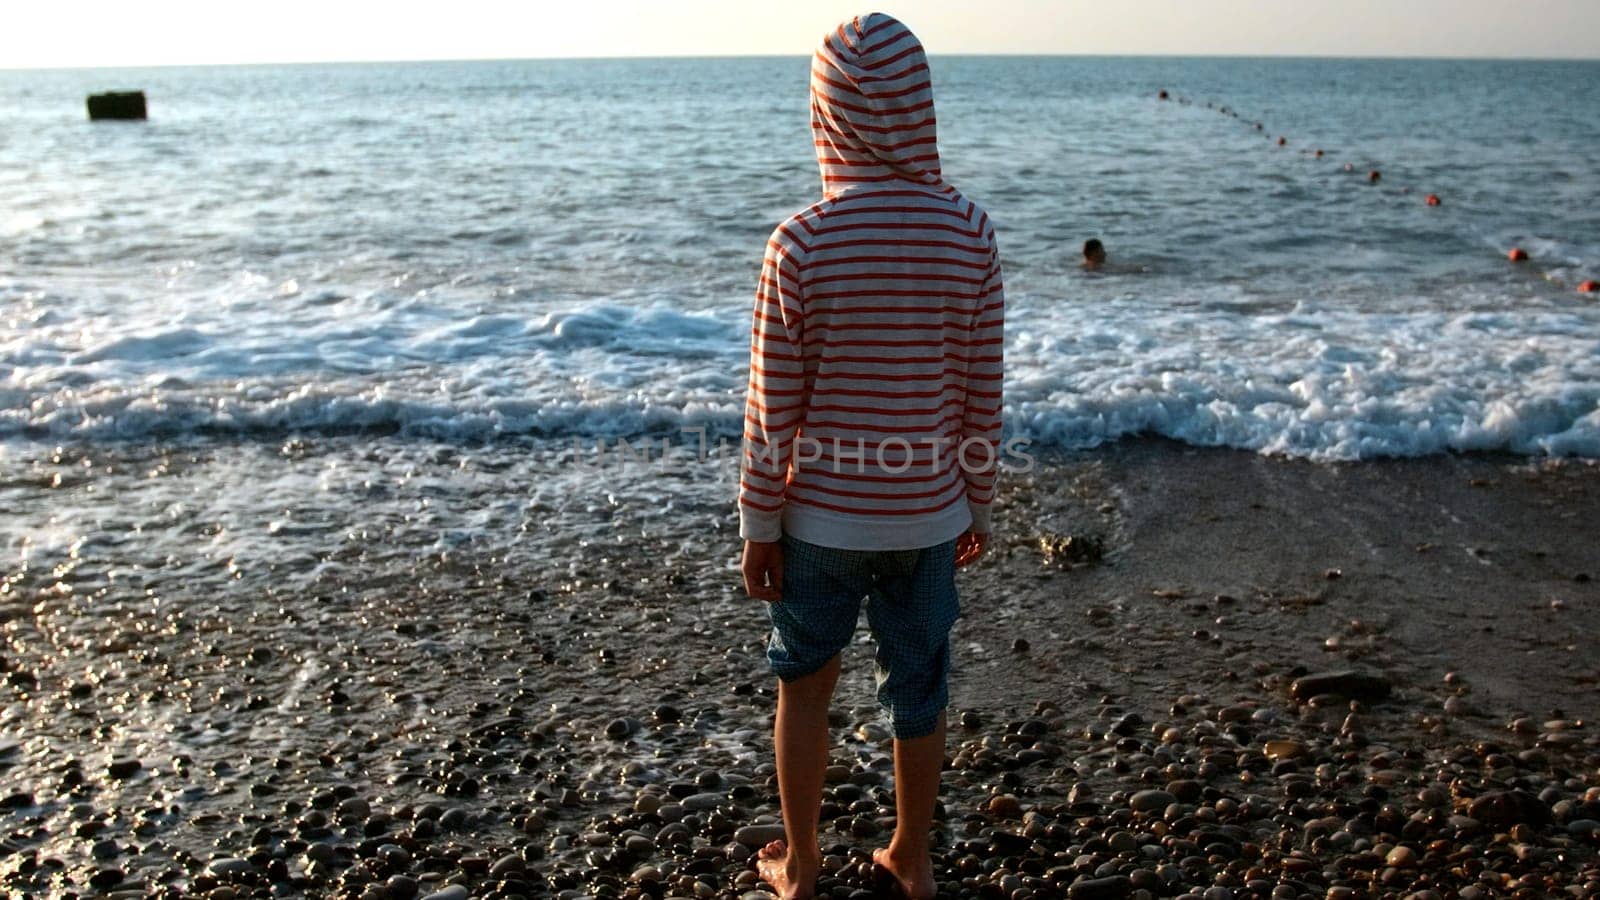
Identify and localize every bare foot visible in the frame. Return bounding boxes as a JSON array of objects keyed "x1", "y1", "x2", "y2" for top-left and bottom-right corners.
[
  {"x1": 873, "y1": 846, "x2": 936, "y2": 900},
  {"x1": 756, "y1": 840, "x2": 819, "y2": 900}
]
